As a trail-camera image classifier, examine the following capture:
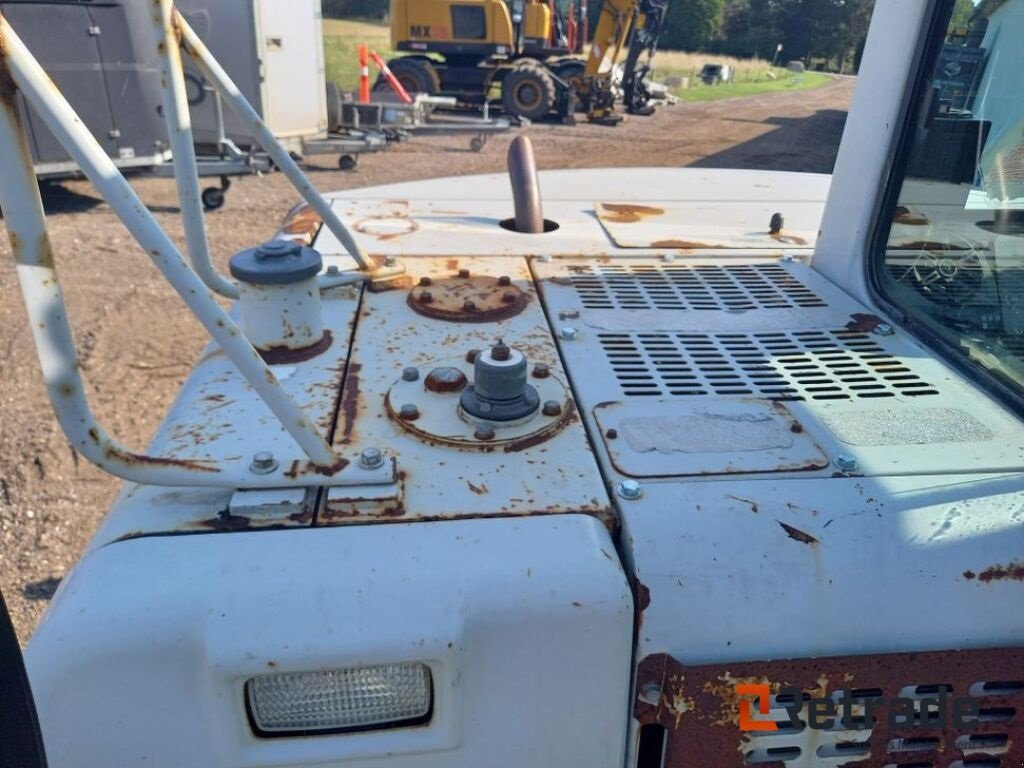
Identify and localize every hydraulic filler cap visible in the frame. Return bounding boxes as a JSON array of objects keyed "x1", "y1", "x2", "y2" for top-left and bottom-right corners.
[
  {"x1": 229, "y1": 240, "x2": 323, "y2": 285},
  {"x1": 460, "y1": 341, "x2": 540, "y2": 421}
]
